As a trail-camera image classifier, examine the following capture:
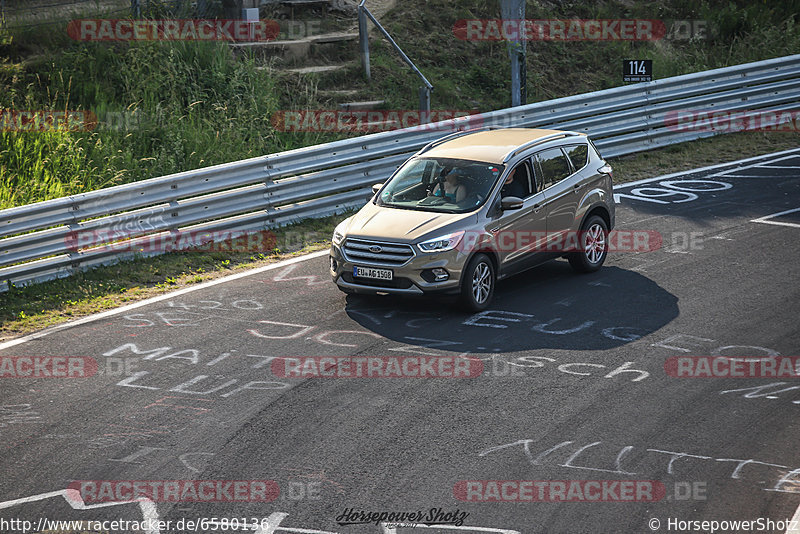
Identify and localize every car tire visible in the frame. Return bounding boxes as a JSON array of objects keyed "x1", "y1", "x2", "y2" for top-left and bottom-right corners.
[
  {"x1": 459, "y1": 253, "x2": 495, "y2": 311},
  {"x1": 568, "y1": 215, "x2": 609, "y2": 273}
]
